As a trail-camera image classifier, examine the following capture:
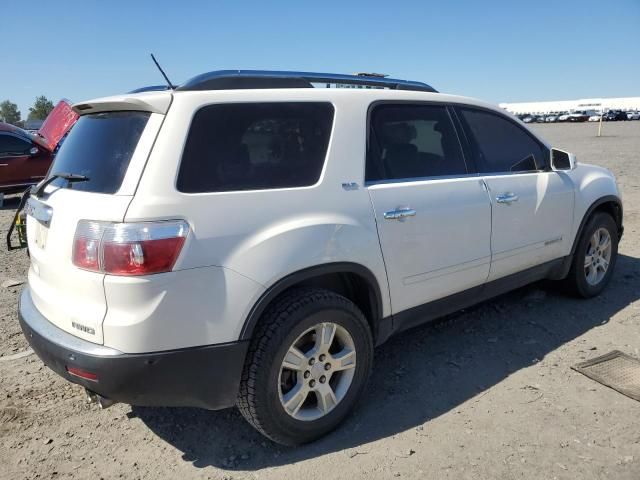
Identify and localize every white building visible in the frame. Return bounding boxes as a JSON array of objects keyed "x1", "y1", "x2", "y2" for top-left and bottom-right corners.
[{"x1": 499, "y1": 97, "x2": 640, "y2": 115}]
